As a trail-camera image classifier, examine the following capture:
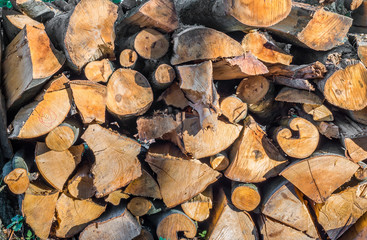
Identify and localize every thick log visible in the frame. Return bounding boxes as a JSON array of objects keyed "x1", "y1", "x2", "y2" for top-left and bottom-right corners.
[
  {"x1": 225, "y1": 116, "x2": 288, "y2": 183},
  {"x1": 174, "y1": 0, "x2": 292, "y2": 30},
  {"x1": 67, "y1": 162, "x2": 95, "y2": 199},
  {"x1": 149, "y1": 210, "x2": 196, "y2": 240},
  {"x1": 55, "y1": 193, "x2": 106, "y2": 238},
  {"x1": 274, "y1": 117, "x2": 319, "y2": 159},
  {"x1": 176, "y1": 61, "x2": 219, "y2": 129},
  {"x1": 70, "y1": 80, "x2": 106, "y2": 124},
  {"x1": 45, "y1": 0, "x2": 117, "y2": 72},
  {"x1": 79, "y1": 204, "x2": 141, "y2": 240},
  {"x1": 242, "y1": 31, "x2": 293, "y2": 65},
  {"x1": 10, "y1": 0, "x2": 58, "y2": 21},
  {"x1": 313, "y1": 182, "x2": 367, "y2": 240},
  {"x1": 3, "y1": 25, "x2": 65, "y2": 111},
  {"x1": 22, "y1": 182, "x2": 59, "y2": 239},
  {"x1": 145, "y1": 146, "x2": 221, "y2": 208},
  {"x1": 303, "y1": 104, "x2": 334, "y2": 122},
  {"x1": 105, "y1": 190, "x2": 130, "y2": 206},
  {"x1": 231, "y1": 182, "x2": 260, "y2": 212},
  {"x1": 124, "y1": 169, "x2": 162, "y2": 199},
  {"x1": 35, "y1": 142, "x2": 80, "y2": 191},
  {"x1": 170, "y1": 26, "x2": 244, "y2": 65},
  {"x1": 119, "y1": 49, "x2": 139, "y2": 69},
  {"x1": 268, "y1": 2, "x2": 352, "y2": 51},
  {"x1": 81, "y1": 124, "x2": 142, "y2": 198},
  {"x1": 84, "y1": 59, "x2": 114, "y2": 83},
  {"x1": 107, "y1": 68, "x2": 153, "y2": 119},
  {"x1": 261, "y1": 178, "x2": 319, "y2": 238},
  {"x1": 210, "y1": 152, "x2": 230, "y2": 171},
  {"x1": 116, "y1": 0, "x2": 178, "y2": 33},
  {"x1": 280, "y1": 144, "x2": 359, "y2": 203},
  {"x1": 181, "y1": 187, "x2": 213, "y2": 222},
  {"x1": 236, "y1": 76, "x2": 270, "y2": 104},
  {"x1": 207, "y1": 187, "x2": 259, "y2": 240},
  {"x1": 158, "y1": 82, "x2": 189, "y2": 109},
  {"x1": 219, "y1": 95, "x2": 247, "y2": 124},
  {"x1": 45, "y1": 118, "x2": 81, "y2": 152},
  {"x1": 9, "y1": 74, "x2": 71, "y2": 140}
]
